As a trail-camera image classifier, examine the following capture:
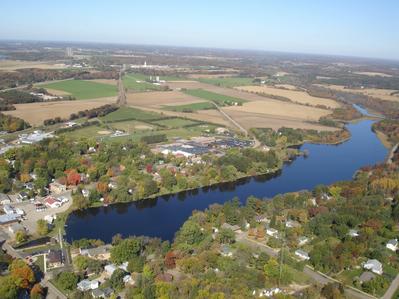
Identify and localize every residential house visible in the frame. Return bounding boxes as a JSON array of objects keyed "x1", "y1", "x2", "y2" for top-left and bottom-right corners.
[
  {"x1": 359, "y1": 272, "x2": 376, "y2": 284},
  {"x1": 47, "y1": 250, "x2": 63, "y2": 268},
  {"x1": 286, "y1": 220, "x2": 301, "y2": 228},
  {"x1": 82, "y1": 189, "x2": 90, "y2": 198},
  {"x1": 104, "y1": 262, "x2": 128, "y2": 276},
  {"x1": 220, "y1": 244, "x2": 233, "y2": 257},
  {"x1": 44, "y1": 196, "x2": 61, "y2": 209},
  {"x1": 0, "y1": 214, "x2": 20, "y2": 225},
  {"x1": 298, "y1": 236, "x2": 309, "y2": 246},
  {"x1": 49, "y1": 182, "x2": 67, "y2": 194},
  {"x1": 295, "y1": 249, "x2": 310, "y2": 261},
  {"x1": 3, "y1": 204, "x2": 15, "y2": 215},
  {"x1": 92, "y1": 287, "x2": 113, "y2": 298},
  {"x1": 363, "y1": 259, "x2": 383, "y2": 275},
  {"x1": 386, "y1": 239, "x2": 398, "y2": 252},
  {"x1": 80, "y1": 245, "x2": 112, "y2": 260},
  {"x1": 17, "y1": 191, "x2": 29, "y2": 201},
  {"x1": 348, "y1": 229, "x2": 359, "y2": 237},
  {"x1": 77, "y1": 279, "x2": 99, "y2": 292},
  {"x1": 266, "y1": 228, "x2": 279, "y2": 238}
]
